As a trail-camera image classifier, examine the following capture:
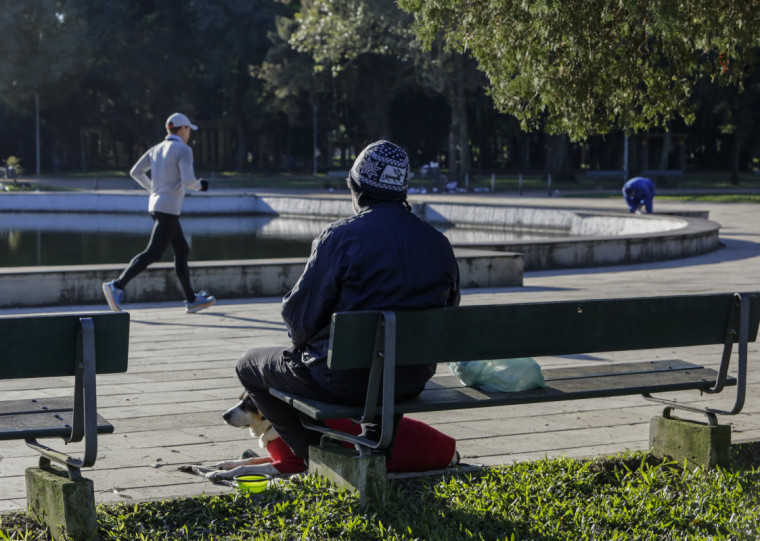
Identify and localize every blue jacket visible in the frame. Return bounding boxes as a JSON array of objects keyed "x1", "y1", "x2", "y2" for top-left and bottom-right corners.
[
  {"x1": 281, "y1": 201, "x2": 460, "y2": 393},
  {"x1": 622, "y1": 177, "x2": 655, "y2": 213}
]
